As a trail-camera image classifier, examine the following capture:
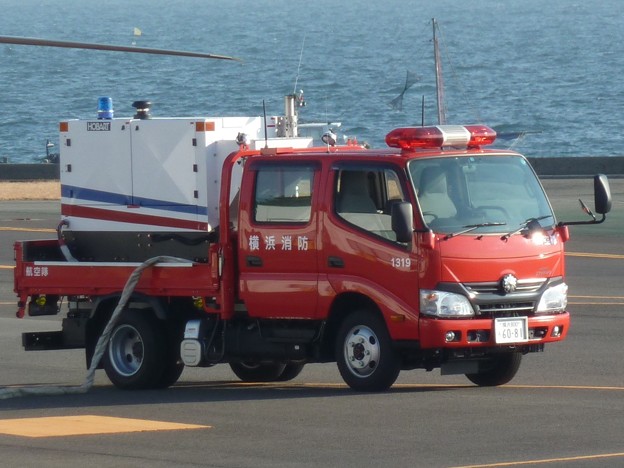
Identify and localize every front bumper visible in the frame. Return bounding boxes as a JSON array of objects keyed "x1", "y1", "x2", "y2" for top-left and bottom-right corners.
[{"x1": 419, "y1": 312, "x2": 569, "y2": 349}]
